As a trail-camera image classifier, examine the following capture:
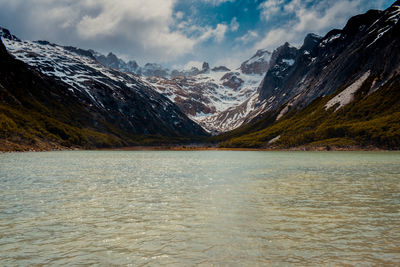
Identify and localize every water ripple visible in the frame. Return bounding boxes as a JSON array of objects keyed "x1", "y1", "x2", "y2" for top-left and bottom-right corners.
[{"x1": 0, "y1": 151, "x2": 400, "y2": 265}]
